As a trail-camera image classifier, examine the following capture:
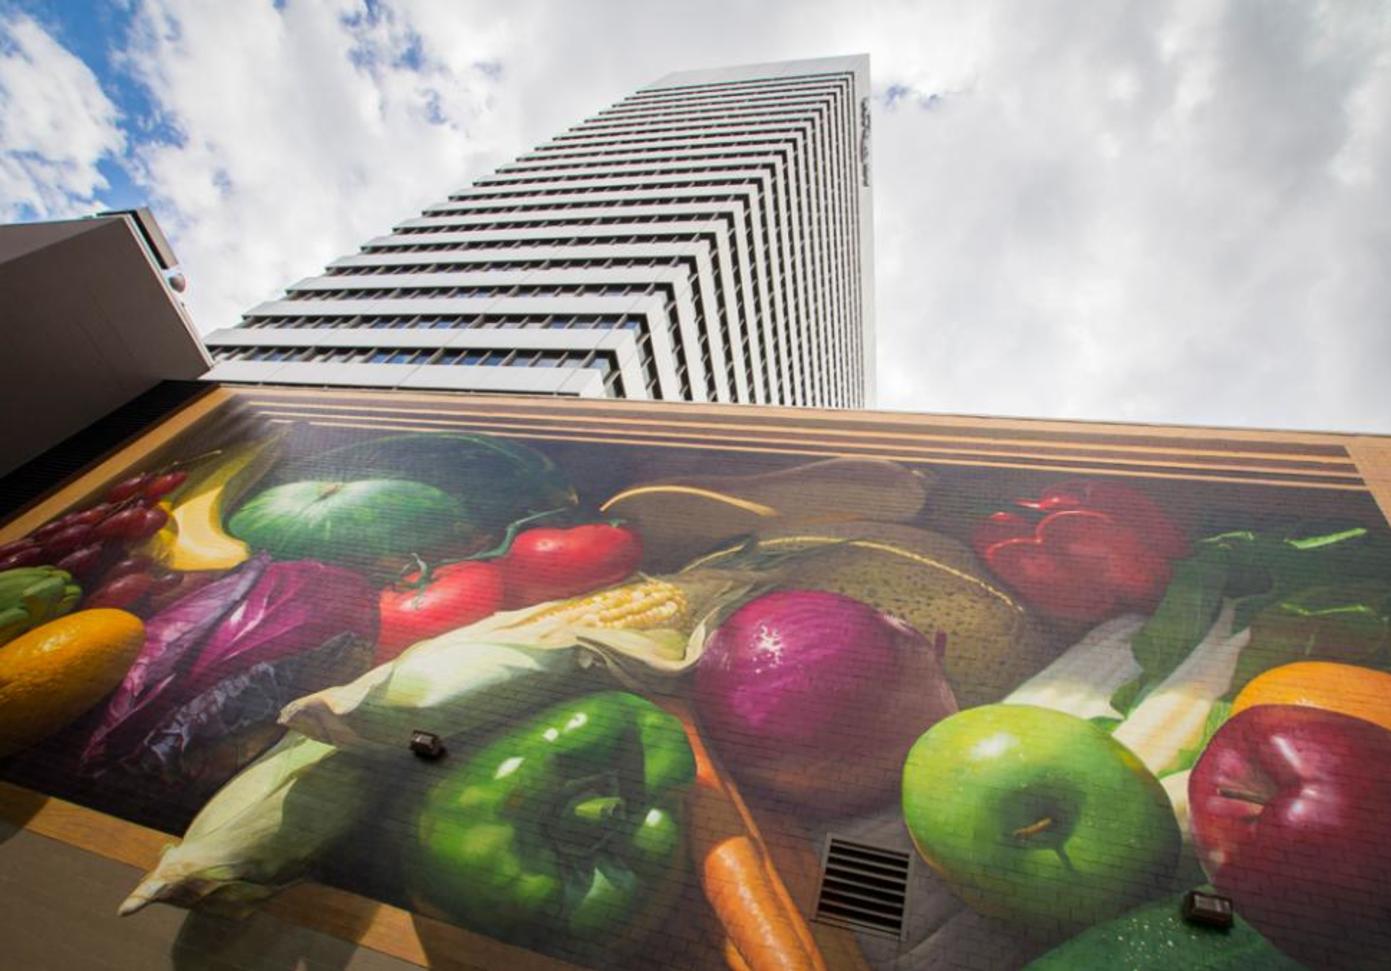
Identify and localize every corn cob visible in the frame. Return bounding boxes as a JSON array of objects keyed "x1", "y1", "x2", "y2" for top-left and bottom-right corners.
[{"x1": 522, "y1": 577, "x2": 689, "y2": 631}]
